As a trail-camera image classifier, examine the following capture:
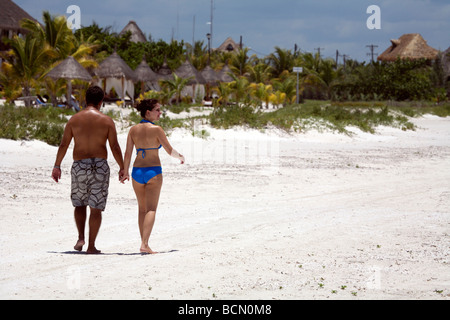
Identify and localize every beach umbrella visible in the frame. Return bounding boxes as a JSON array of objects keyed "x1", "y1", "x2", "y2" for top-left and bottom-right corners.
[
  {"x1": 95, "y1": 52, "x2": 137, "y2": 103},
  {"x1": 134, "y1": 59, "x2": 159, "y2": 92},
  {"x1": 174, "y1": 59, "x2": 206, "y2": 101},
  {"x1": 156, "y1": 59, "x2": 174, "y2": 82},
  {"x1": 174, "y1": 59, "x2": 206, "y2": 85},
  {"x1": 218, "y1": 63, "x2": 234, "y2": 83},
  {"x1": 201, "y1": 65, "x2": 221, "y2": 86},
  {"x1": 46, "y1": 55, "x2": 92, "y2": 108},
  {"x1": 201, "y1": 65, "x2": 221, "y2": 99}
]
